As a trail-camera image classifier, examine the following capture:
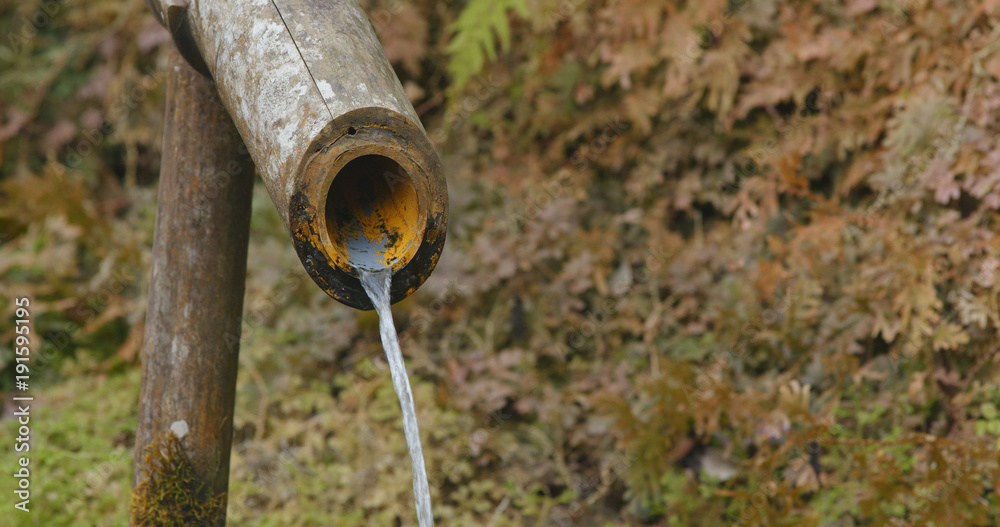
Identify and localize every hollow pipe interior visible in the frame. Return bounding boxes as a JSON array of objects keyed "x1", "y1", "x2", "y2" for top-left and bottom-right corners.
[{"x1": 324, "y1": 155, "x2": 421, "y2": 273}]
